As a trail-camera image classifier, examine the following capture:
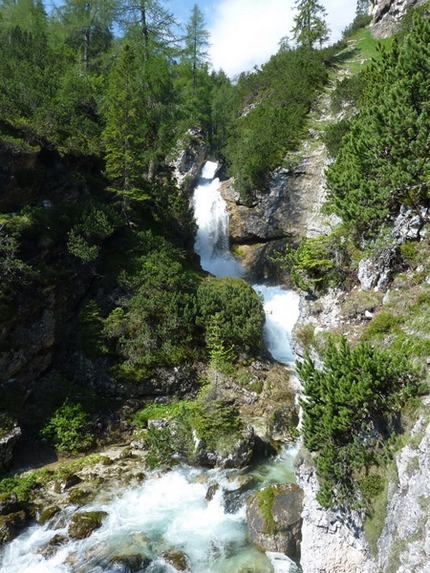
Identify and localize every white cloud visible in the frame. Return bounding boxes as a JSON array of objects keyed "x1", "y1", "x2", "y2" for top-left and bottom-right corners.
[{"x1": 208, "y1": 0, "x2": 357, "y2": 78}]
